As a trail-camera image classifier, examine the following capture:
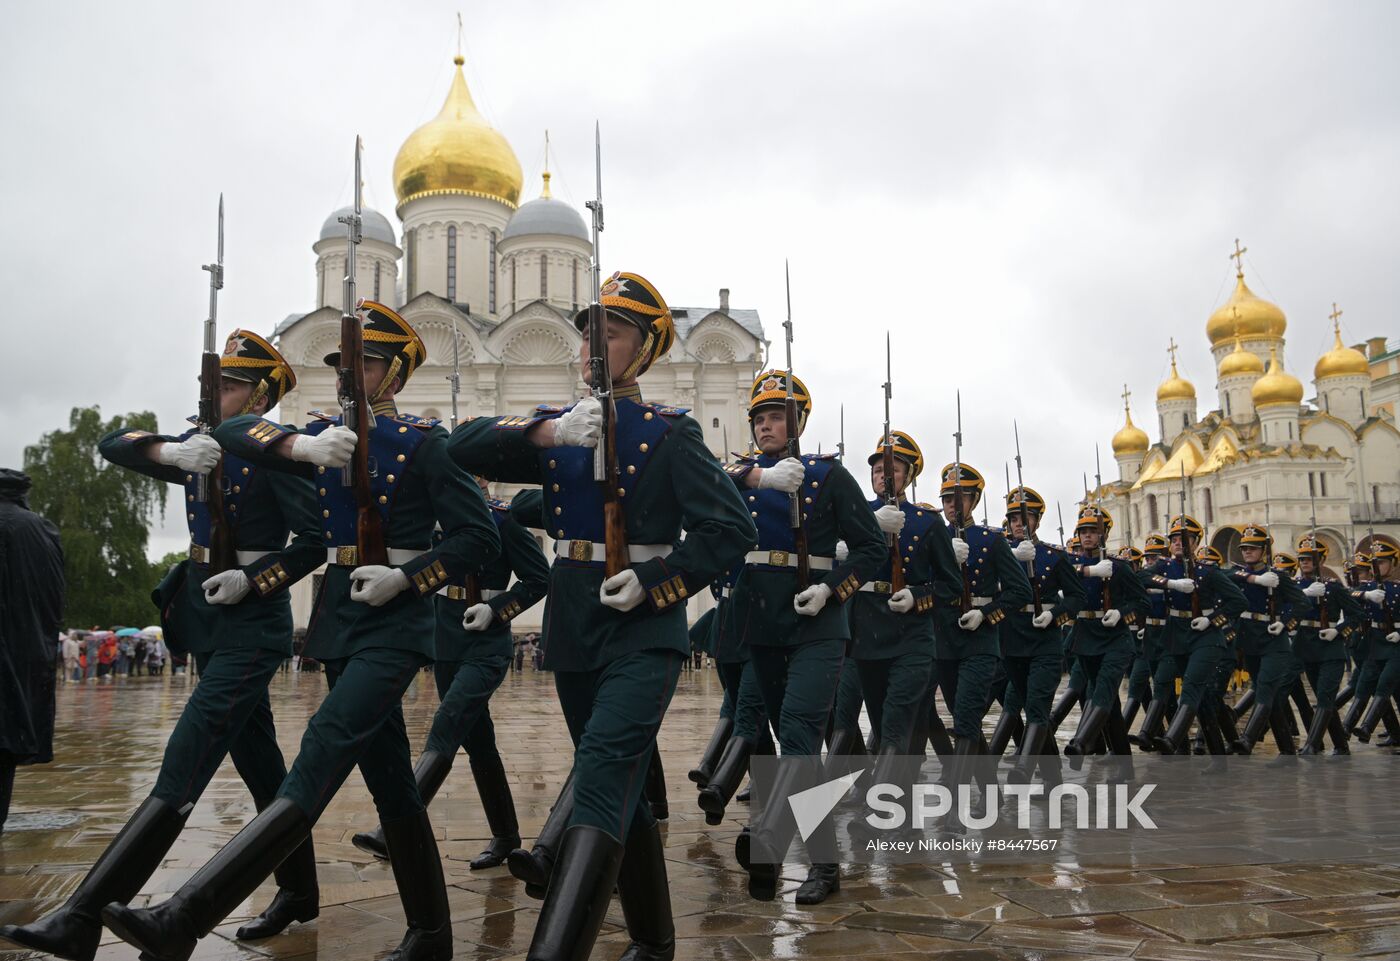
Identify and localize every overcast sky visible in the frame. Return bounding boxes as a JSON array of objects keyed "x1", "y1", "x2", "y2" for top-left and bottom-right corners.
[{"x1": 4, "y1": 1, "x2": 1397, "y2": 556}]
